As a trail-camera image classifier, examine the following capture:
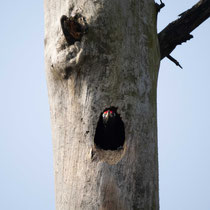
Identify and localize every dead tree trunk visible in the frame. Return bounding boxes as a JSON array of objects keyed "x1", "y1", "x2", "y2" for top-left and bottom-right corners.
[
  {"x1": 44, "y1": 0, "x2": 210, "y2": 209},
  {"x1": 44, "y1": 0, "x2": 159, "y2": 209}
]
